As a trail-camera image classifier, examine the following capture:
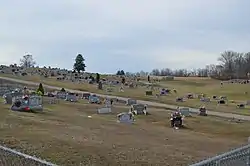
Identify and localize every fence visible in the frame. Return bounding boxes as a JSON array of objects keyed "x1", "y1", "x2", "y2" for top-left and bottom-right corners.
[
  {"x1": 0, "y1": 145, "x2": 57, "y2": 166},
  {"x1": 190, "y1": 144, "x2": 250, "y2": 166}
]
